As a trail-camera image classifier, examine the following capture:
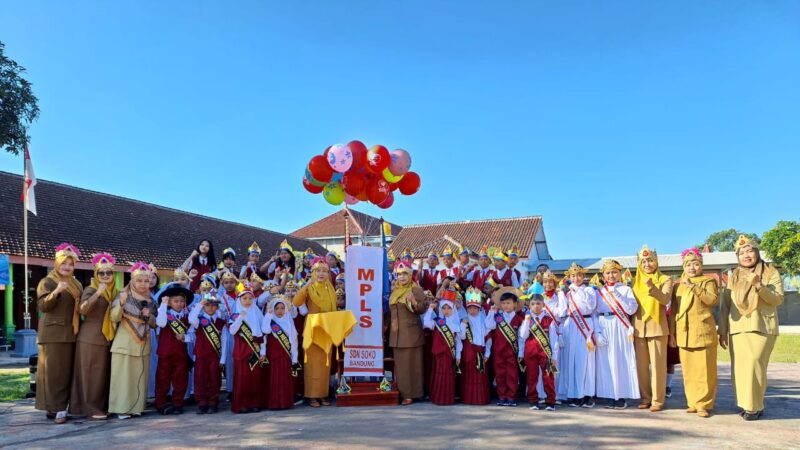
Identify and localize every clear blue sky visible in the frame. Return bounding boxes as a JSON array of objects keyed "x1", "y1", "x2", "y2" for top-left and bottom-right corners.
[{"x1": 2, "y1": 1, "x2": 799, "y2": 259}]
